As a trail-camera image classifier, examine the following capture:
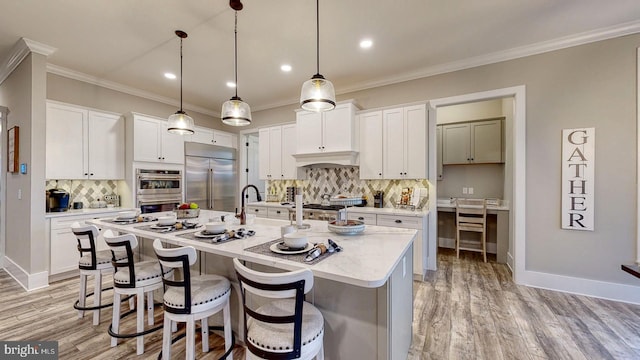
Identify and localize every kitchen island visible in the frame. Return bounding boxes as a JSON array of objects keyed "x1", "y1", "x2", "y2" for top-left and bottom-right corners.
[{"x1": 89, "y1": 210, "x2": 416, "y2": 360}]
